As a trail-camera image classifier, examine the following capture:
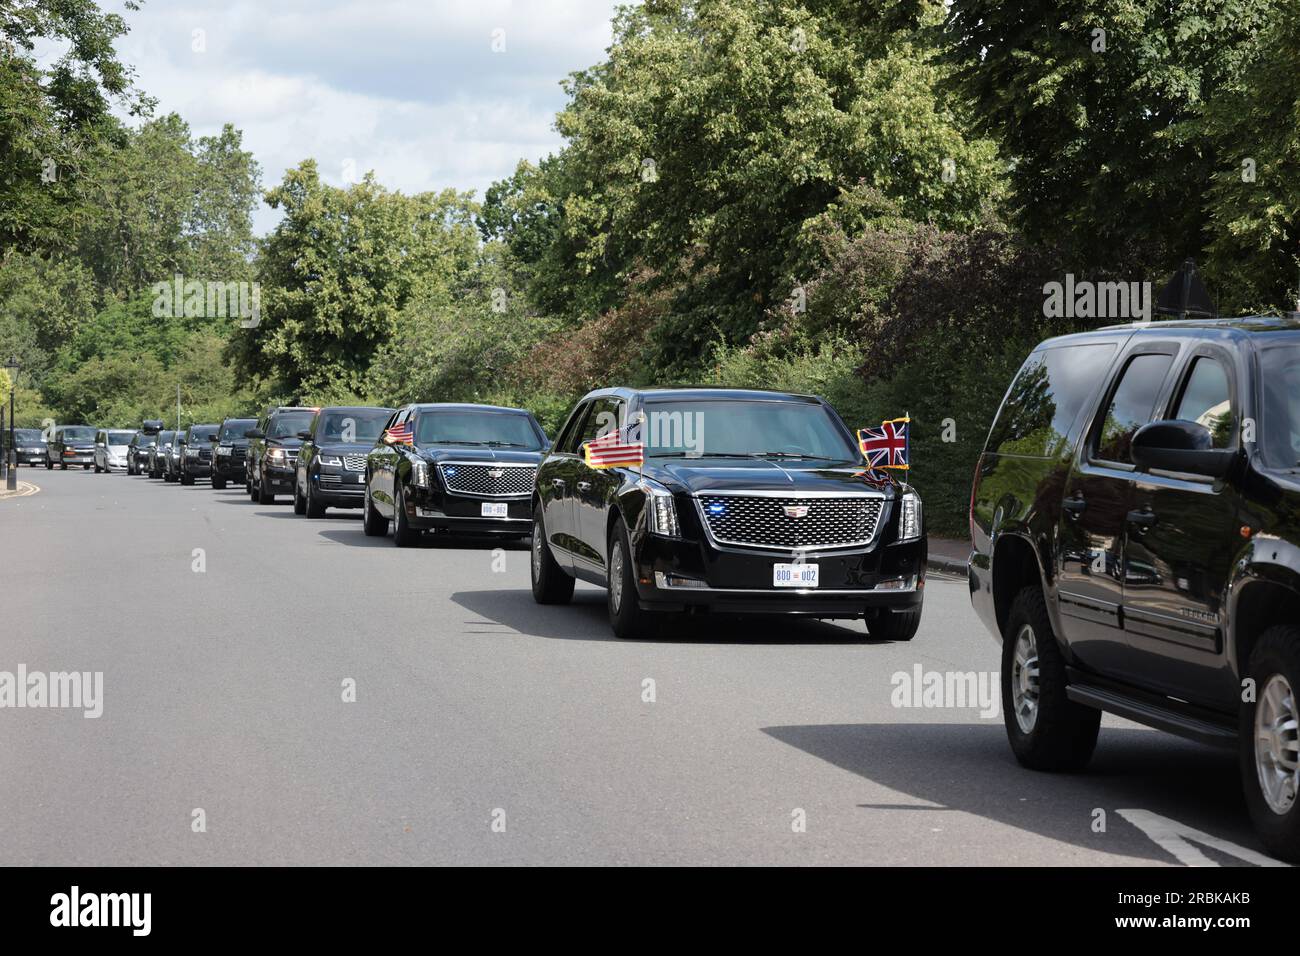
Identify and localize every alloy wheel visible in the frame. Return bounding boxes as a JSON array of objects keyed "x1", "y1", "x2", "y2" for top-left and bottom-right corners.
[
  {"x1": 609, "y1": 538, "x2": 625, "y2": 613},
  {"x1": 1255, "y1": 673, "x2": 1300, "y2": 816},
  {"x1": 1011, "y1": 624, "x2": 1041, "y2": 734}
]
